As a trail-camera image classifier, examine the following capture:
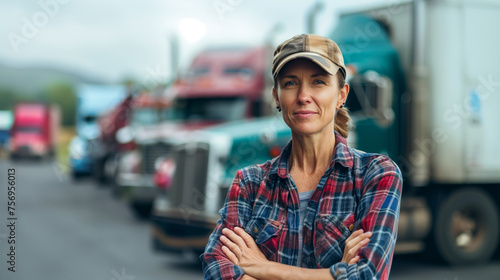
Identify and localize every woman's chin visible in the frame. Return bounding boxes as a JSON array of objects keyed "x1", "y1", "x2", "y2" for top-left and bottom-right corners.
[{"x1": 290, "y1": 126, "x2": 322, "y2": 137}]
